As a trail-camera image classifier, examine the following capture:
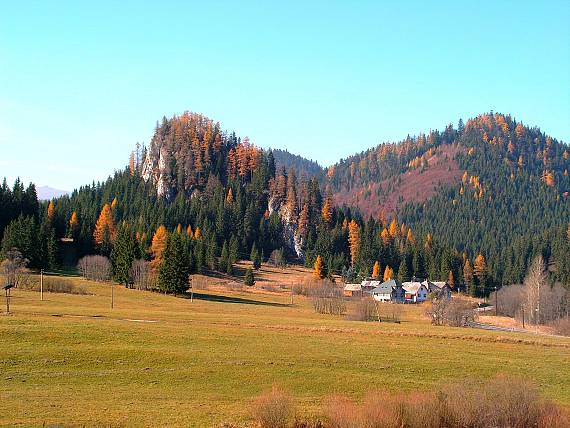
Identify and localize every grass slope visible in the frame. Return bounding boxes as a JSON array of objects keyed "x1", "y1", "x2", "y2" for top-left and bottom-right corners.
[{"x1": 1, "y1": 270, "x2": 569, "y2": 427}]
